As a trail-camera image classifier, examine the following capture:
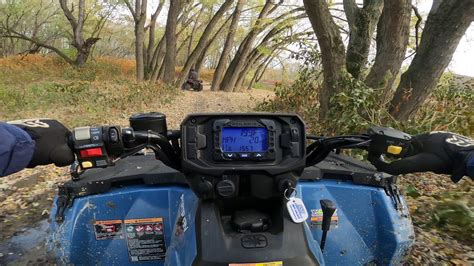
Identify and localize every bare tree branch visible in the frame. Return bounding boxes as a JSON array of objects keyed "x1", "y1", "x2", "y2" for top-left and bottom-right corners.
[
  {"x1": 412, "y1": 4, "x2": 422, "y2": 51},
  {"x1": 123, "y1": 0, "x2": 137, "y2": 20},
  {"x1": 1, "y1": 32, "x2": 75, "y2": 65},
  {"x1": 59, "y1": 0, "x2": 78, "y2": 29}
]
